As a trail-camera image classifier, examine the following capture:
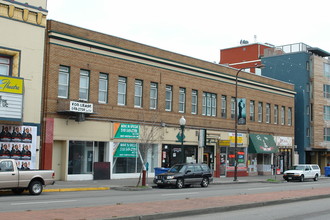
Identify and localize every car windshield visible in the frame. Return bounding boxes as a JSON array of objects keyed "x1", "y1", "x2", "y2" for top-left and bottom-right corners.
[
  {"x1": 168, "y1": 165, "x2": 185, "y2": 173},
  {"x1": 292, "y1": 165, "x2": 305, "y2": 170}
]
